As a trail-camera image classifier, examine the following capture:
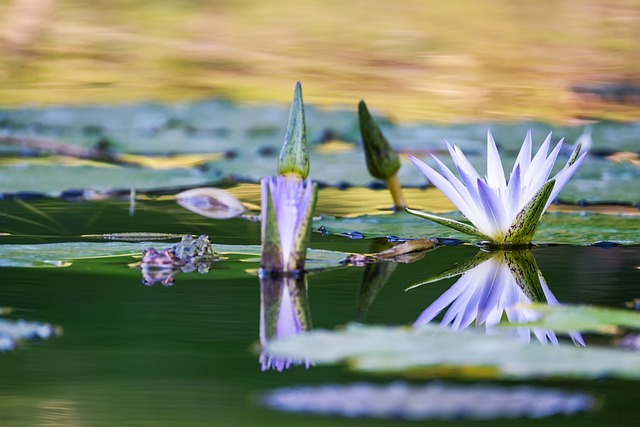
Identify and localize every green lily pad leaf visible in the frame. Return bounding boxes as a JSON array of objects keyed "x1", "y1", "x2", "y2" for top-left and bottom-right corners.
[
  {"x1": 0, "y1": 241, "x2": 351, "y2": 269},
  {"x1": 512, "y1": 304, "x2": 640, "y2": 334},
  {"x1": 0, "y1": 162, "x2": 210, "y2": 194},
  {"x1": 315, "y1": 211, "x2": 640, "y2": 245},
  {"x1": 266, "y1": 323, "x2": 640, "y2": 380}
]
